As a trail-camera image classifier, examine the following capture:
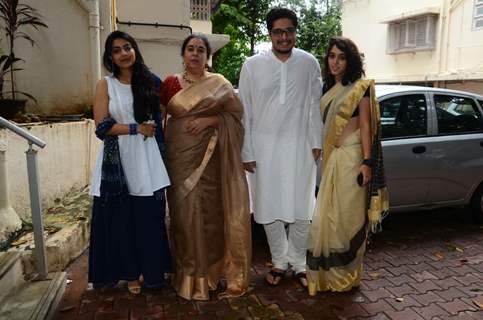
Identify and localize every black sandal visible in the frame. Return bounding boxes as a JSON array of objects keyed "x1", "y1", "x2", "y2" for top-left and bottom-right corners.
[
  {"x1": 295, "y1": 272, "x2": 308, "y2": 288},
  {"x1": 266, "y1": 269, "x2": 286, "y2": 286}
]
